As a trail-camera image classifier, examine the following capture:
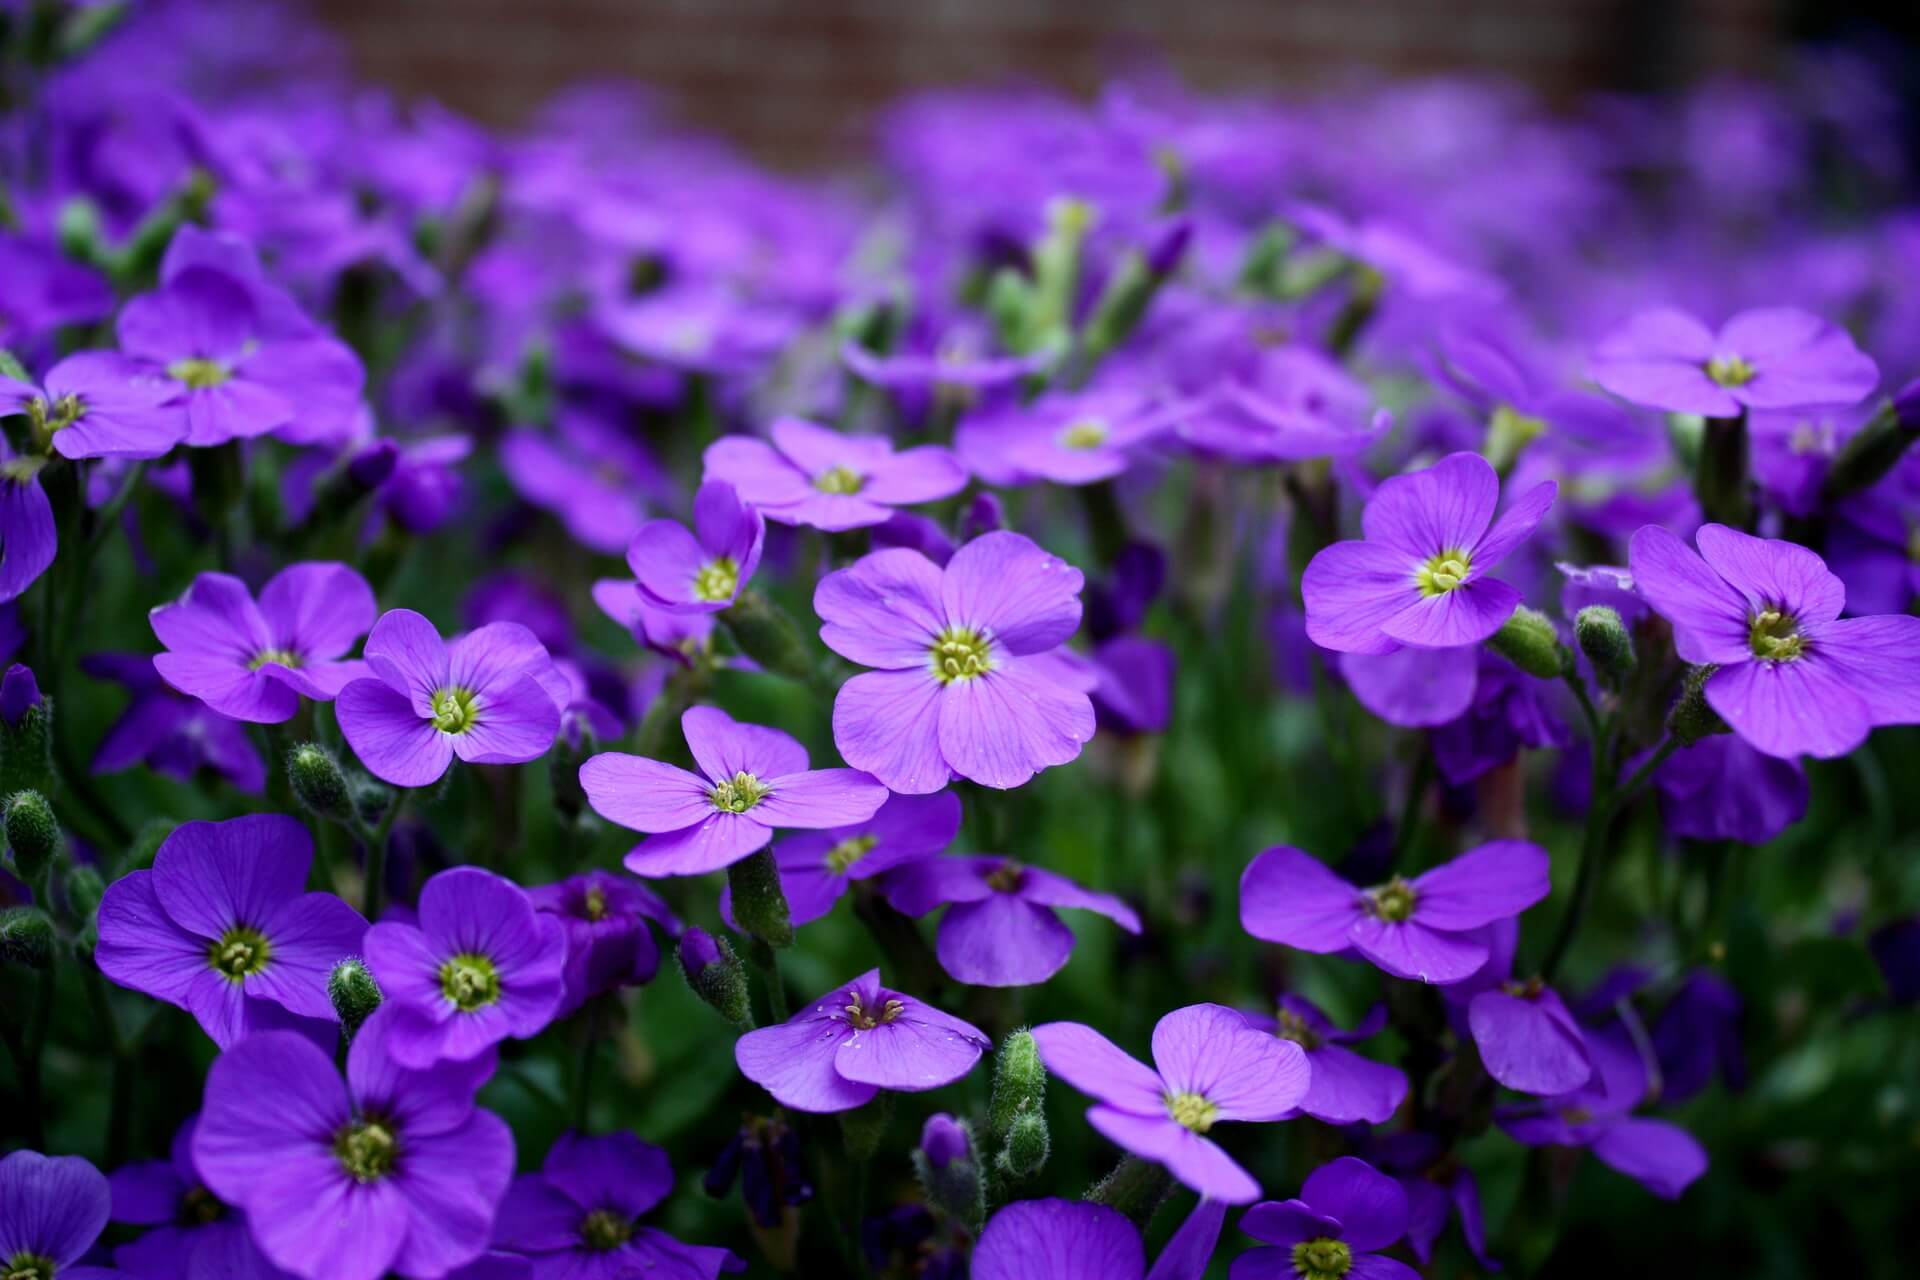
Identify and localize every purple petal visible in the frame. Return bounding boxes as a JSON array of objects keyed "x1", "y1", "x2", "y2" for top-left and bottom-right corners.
[
  {"x1": 446, "y1": 674, "x2": 559, "y2": 766},
  {"x1": 1337, "y1": 646, "x2": 1477, "y2": 728},
  {"x1": 703, "y1": 434, "x2": 813, "y2": 507},
  {"x1": 543, "y1": 1130, "x2": 674, "y2": 1220},
  {"x1": 1238, "y1": 846, "x2": 1363, "y2": 952},
  {"x1": 1347, "y1": 919, "x2": 1488, "y2": 984},
  {"x1": 193, "y1": 1032, "x2": 349, "y2": 1199},
  {"x1": 973, "y1": 1199, "x2": 1144, "y2": 1280},
  {"x1": 754, "y1": 768, "x2": 887, "y2": 829},
  {"x1": 623, "y1": 814, "x2": 772, "y2": 876},
  {"x1": 1467, "y1": 989, "x2": 1593, "y2": 1096},
  {"x1": 1694, "y1": 524, "x2": 1844, "y2": 626},
  {"x1": 942, "y1": 532, "x2": 1085, "y2": 656},
  {"x1": 864, "y1": 444, "x2": 968, "y2": 505},
  {"x1": 1029, "y1": 1021, "x2": 1167, "y2": 1115},
  {"x1": 360, "y1": 609, "x2": 451, "y2": 709},
  {"x1": 814, "y1": 549, "x2": 946, "y2": 668},
  {"x1": 1378, "y1": 578, "x2": 1519, "y2": 649},
  {"x1": 94, "y1": 870, "x2": 210, "y2": 1004},
  {"x1": 1146, "y1": 1194, "x2": 1226, "y2": 1280},
  {"x1": 1469, "y1": 481, "x2": 1556, "y2": 570},
  {"x1": 116, "y1": 267, "x2": 254, "y2": 360},
  {"x1": 935, "y1": 656, "x2": 1095, "y2": 790},
  {"x1": 0, "y1": 470, "x2": 56, "y2": 602},
  {"x1": 832, "y1": 1002, "x2": 987, "y2": 1091},
  {"x1": 1810, "y1": 614, "x2": 1920, "y2": 727},
  {"x1": 0, "y1": 1150, "x2": 111, "y2": 1265},
  {"x1": 1298, "y1": 1044, "x2": 1407, "y2": 1125},
  {"x1": 628, "y1": 519, "x2": 717, "y2": 612},
  {"x1": 682, "y1": 705, "x2": 810, "y2": 782},
  {"x1": 247, "y1": 892, "x2": 369, "y2": 1019},
  {"x1": 1704, "y1": 656, "x2": 1870, "y2": 759},
  {"x1": 150, "y1": 572, "x2": 271, "y2": 663},
  {"x1": 880, "y1": 856, "x2": 998, "y2": 915},
  {"x1": 387, "y1": 1112, "x2": 516, "y2": 1279},
  {"x1": 1150, "y1": 1004, "x2": 1310, "y2": 1121},
  {"x1": 1300, "y1": 1157, "x2": 1408, "y2": 1252},
  {"x1": 1360, "y1": 453, "x2": 1498, "y2": 559},
  {"x1": 1019, "y1": 865, "x2": 1141, "y2": 932},
  {"x1": 1239, "y1": 1199, "x2": 1341, "y2": 1249},
  {"x1": 337, "y1": 677, "x2": 455, "y2": 787},
  {"x1": 1409, "y1": 840, "x2": 1550, "y2": 931},
  {"x1": 106, "y1": 1157, "x2": 186, "y2": 1227},
  {"x1": 245, "y1": 1154, "x2": 405, "y2": 1280},
  {"x1": 693, "y1": 479, "x2": 765, "y2": 572},
  {"x1": 734, "y1": 1015, "x2": 873, "y2": 1113},
  {"x1": 1088, "y1": 1107, "x2": 1261, "y2": 1204},
  {"x1": 1301, "y1": 540, "x2": 1418, "y2": 656},
  {"x1": 1590, "y1": 308, "x2": 1731, "y2": 416},
  {"x1": 448, "y1": 622, "x2": 553, "y2": 699},
  {"x1": 832, "y1": 668, "x2": 950, "y2": 793},
  {"x1": 936, "y1": 895, "x2": 1076, "y2": 986},
  {"x1": 1626, "y1": 527, "x2": 1750, "y2": 665},
  {"x1": 579, "y1": 754, "x2": 713, "y2": 832},
  {"x1": 1589, "y1": 1118, "x2": 1708, "y2": 1199},
  {"x1": 151, "y1": 815, "x2": 309, "y2": 940}
]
